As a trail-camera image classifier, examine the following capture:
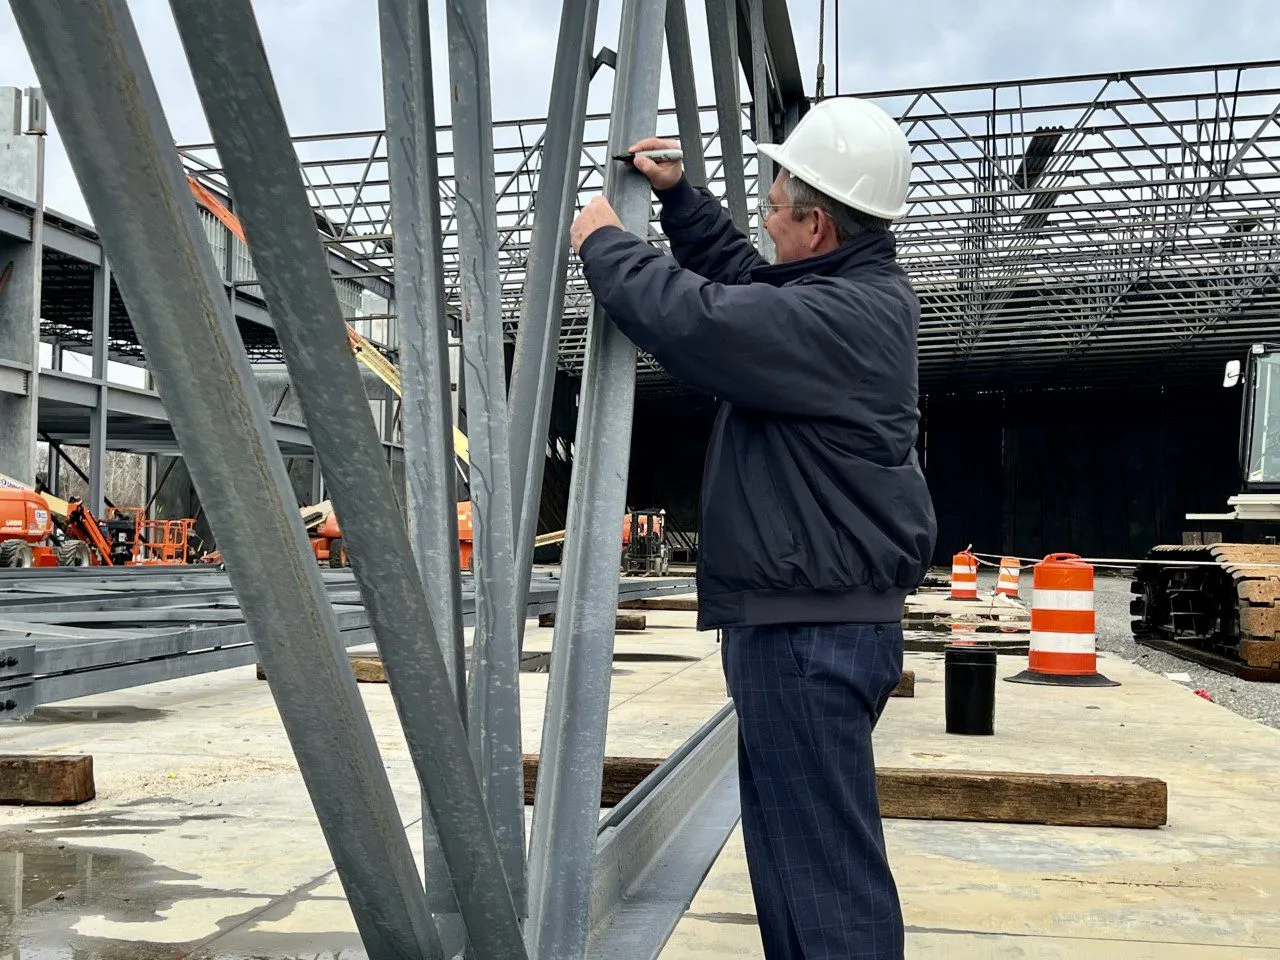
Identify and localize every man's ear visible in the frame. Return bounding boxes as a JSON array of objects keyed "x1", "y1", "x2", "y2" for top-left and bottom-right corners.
[{"x1": 808, "y1": 208, "x2": 826, "y2": 251}]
